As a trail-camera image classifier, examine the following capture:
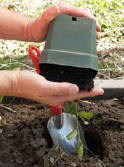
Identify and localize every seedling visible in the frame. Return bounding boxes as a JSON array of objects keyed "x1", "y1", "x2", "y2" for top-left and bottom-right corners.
[
  {"x1": 78, "y1": 111, "x2": 94, "y2": 125},
  {"x1": 65, "y1": 103, "x2": 94, "y2": 160}
]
